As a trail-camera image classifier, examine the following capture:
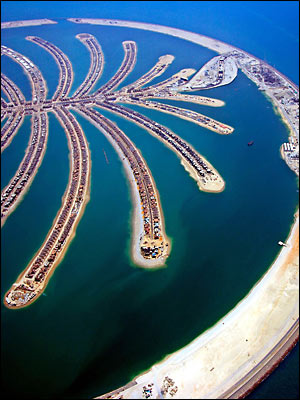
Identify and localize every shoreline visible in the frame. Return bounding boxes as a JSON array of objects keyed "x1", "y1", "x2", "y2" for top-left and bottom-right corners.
[
  {"x1": 80, "y1": 18, "x2": 299, "y2": 399},
  {"x1": 68, "y1": 19, "x2": 298, "y2": 138},
  {"x1": 2, "y1": 44, "x2": 49, "y2": 104},
  {"x1": 144, "y1": 93, "x2": 225, "y2": 107},
  {"x1": 72, "y1": 34, "x2": 104, "y2": 98},
  {"x1": 68, "y1": 18, "x2": 298, "y2": 90},
  {"x1": 1, "y1": 112, "x2": 24, "y2": 153},
  {"x1": 2, "y1": 16, "x2": 298, "y2": 396},
  {"x1": 96, "y1": 209, "x2": 298, "y2": 399}
]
